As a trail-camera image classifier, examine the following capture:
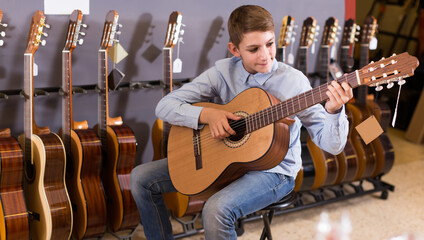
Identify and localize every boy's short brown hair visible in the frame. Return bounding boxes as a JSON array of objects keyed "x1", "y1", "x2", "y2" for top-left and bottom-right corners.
[{"x1": 228, "y1": 5, "x2": 274, "y2": 47}]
